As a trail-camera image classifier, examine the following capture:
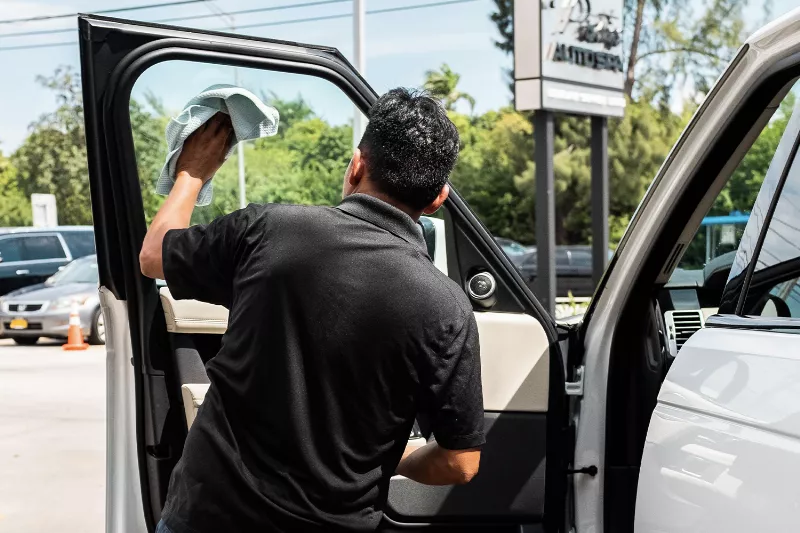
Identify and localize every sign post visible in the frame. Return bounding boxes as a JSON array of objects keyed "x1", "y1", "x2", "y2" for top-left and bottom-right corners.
[
  {"x1": 535, "y1": 110, "x2": 556, "y2": 313},
  {"x1": 591, "y1": 116, "x2": 609, "y2": 287},
  {"x1": 514, "y1": 0, "x2": 625, "y2": 308}
]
